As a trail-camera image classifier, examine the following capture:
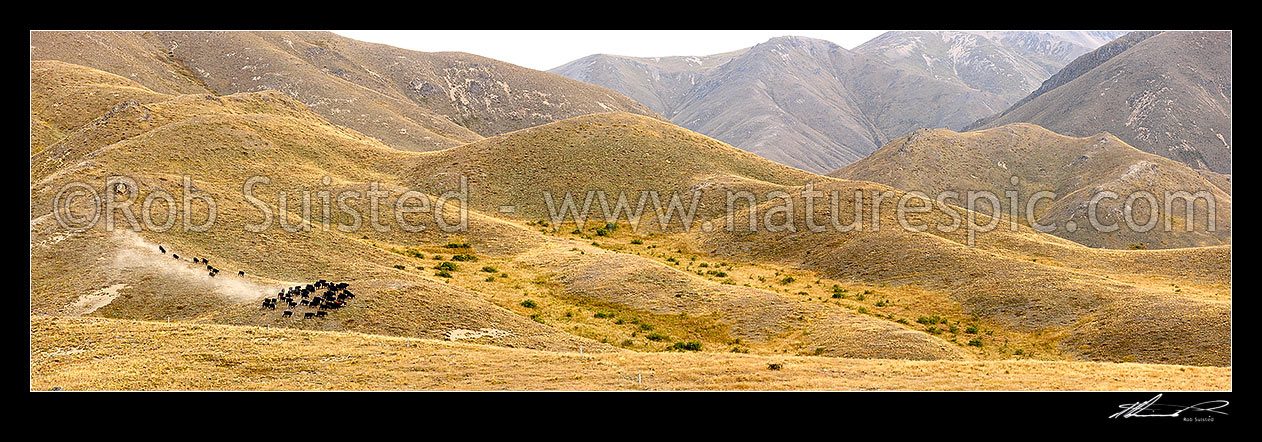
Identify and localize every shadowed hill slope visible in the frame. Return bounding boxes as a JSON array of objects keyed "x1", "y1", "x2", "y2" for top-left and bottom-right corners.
[
  {"x1": 690, "y1": 179, "x2": 1230, "y2": 366},
  {"x1": 831, "y1": 124, "x2": 1231, "y2": 249}
]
